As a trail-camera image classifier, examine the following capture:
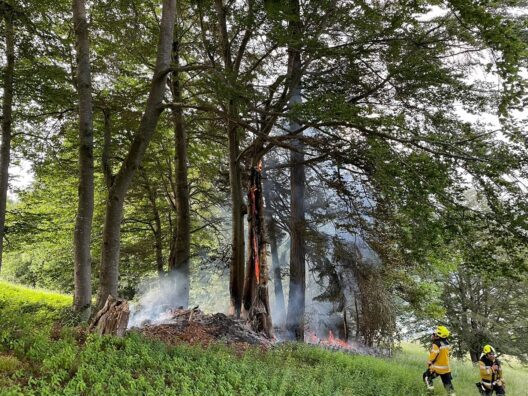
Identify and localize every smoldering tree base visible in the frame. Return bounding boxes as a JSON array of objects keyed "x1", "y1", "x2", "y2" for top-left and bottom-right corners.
[{"x1": 89, "y1": 295, "x2": 130, "y2": 337}]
